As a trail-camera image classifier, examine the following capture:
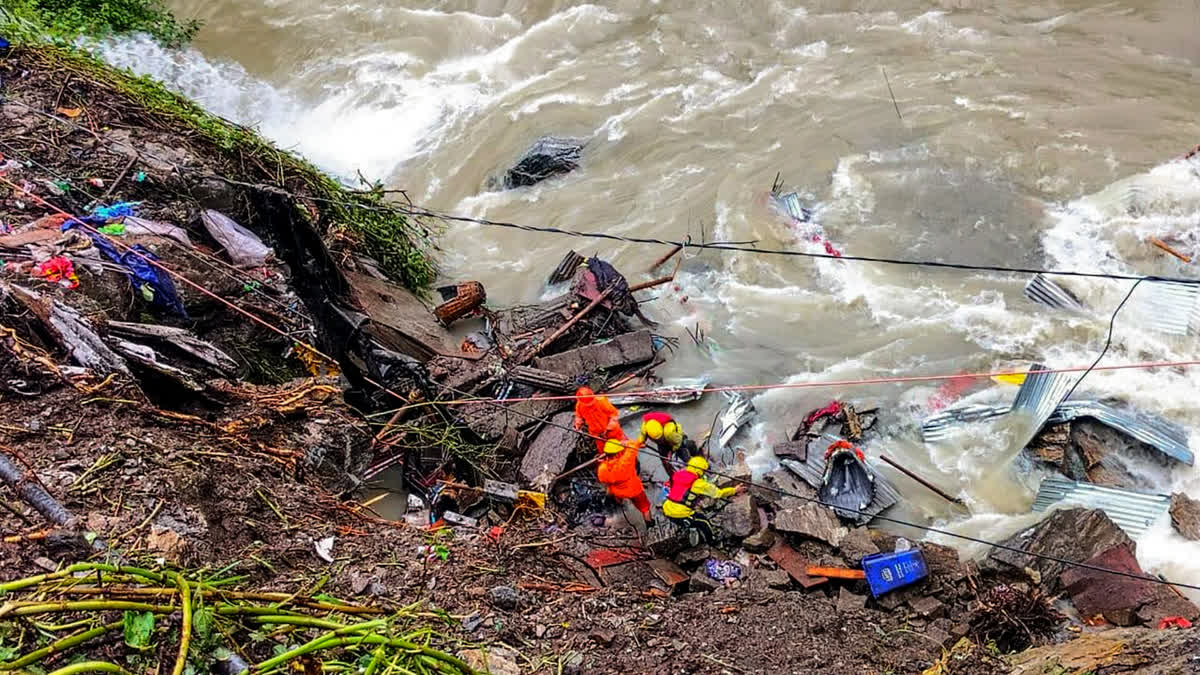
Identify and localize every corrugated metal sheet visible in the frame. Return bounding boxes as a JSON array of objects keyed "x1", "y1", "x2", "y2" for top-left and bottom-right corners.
[
  {"x1": 1050, "y1": 400, "x2": 1194, "y2": 466},
  {"x1": 1024, "y1": 274, "x2": 1087, "y2": 313},
  {"x1": 608, "y1": 377, "x2": 710, "y2": 407},
  {"x1": 921, "y1": 403, "x2": 1010, "y2": 442},
  {"x1": 1032, "y1": 476, "x2": 1171, "y2": 538},
  {"x1": 780, "y1": 434, "x2": 900, "y2": 525},
  {"x1": 1125, "y1": 280, "x2": 1200, "y2": 337},
  {"x1": 1009, "y1": 363, "x2": 1079, "y2": 452}
]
